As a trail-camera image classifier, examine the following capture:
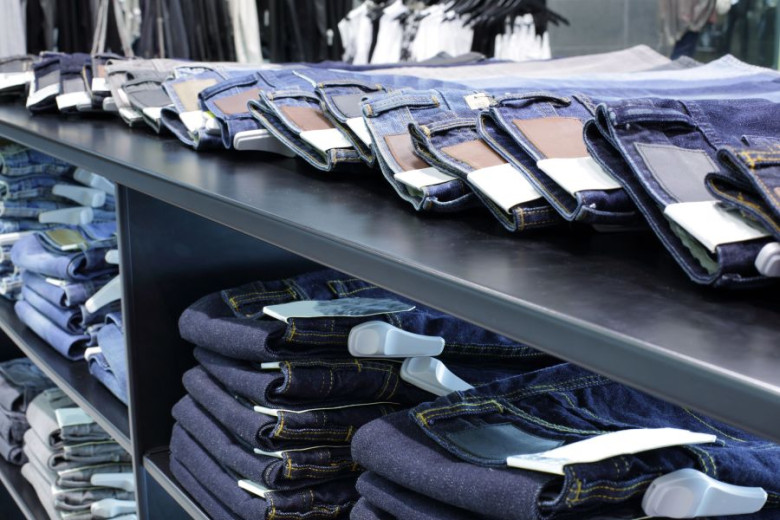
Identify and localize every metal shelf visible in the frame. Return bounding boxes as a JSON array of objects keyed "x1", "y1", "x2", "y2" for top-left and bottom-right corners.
[
  {"x1": 0, "y1": 299, "x2": 131, "y2": 451},
  {"x1": 0, "y1": 103, "x2": 777, "y2": 442},
  {"x1": 144, "y1": 450, "x2": 210, "y2": 520},
  {"x1": 0, "y1": 455, "x2": 48, "y2": 520}
]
